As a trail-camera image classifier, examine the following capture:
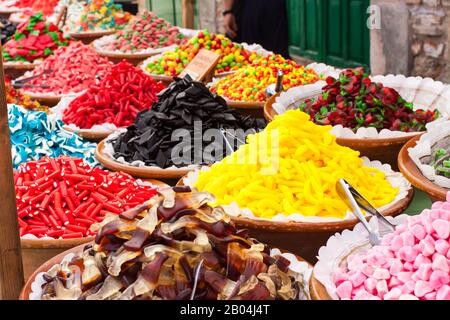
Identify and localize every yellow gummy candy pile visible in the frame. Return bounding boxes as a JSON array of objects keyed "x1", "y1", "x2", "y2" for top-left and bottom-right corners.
[{"x1": 195, "y1": 110, "x2": 399, "y2": 219}]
